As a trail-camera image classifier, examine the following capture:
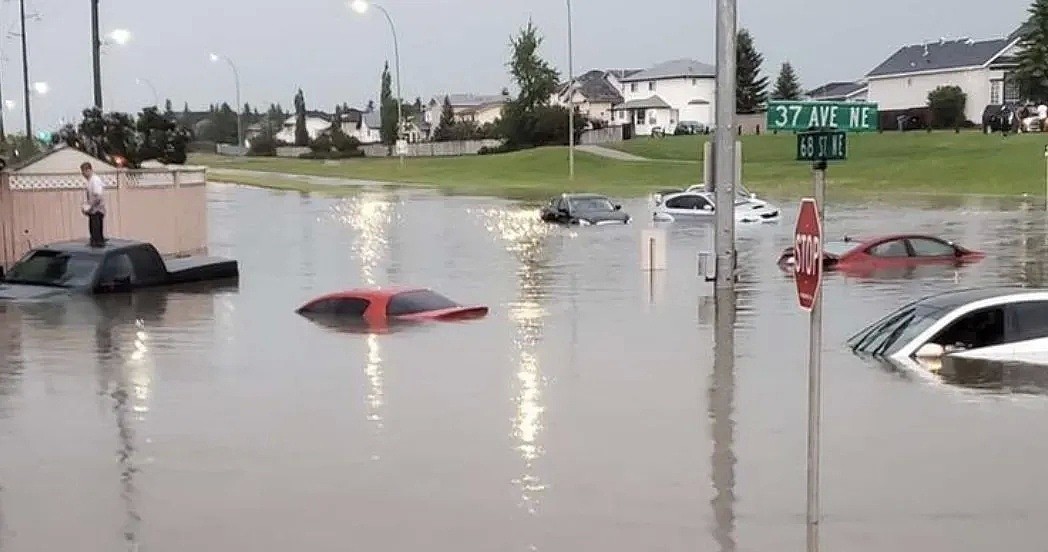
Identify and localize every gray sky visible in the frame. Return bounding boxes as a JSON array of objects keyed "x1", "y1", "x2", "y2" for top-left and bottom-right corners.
[{"x1": 0, "y1": 0, "x2": 1033, "y2": 134}]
